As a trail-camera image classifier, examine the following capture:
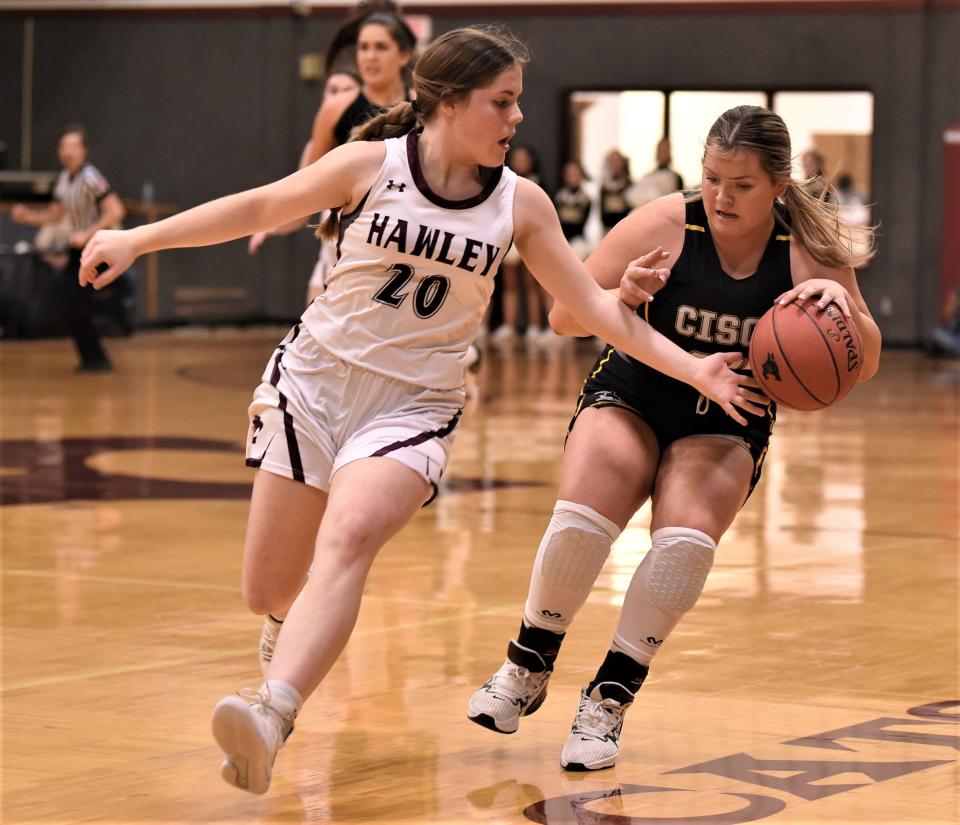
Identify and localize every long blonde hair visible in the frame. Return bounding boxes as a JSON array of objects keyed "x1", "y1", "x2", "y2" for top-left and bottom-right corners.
[
  {"x1": 318, "y1": 26, "x2": 529, "y2": 239},
  {"x1": 699, "y1": 105, "x2": 876, "y2": 269}
]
